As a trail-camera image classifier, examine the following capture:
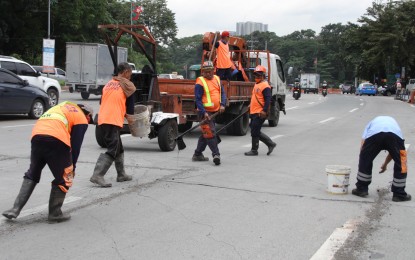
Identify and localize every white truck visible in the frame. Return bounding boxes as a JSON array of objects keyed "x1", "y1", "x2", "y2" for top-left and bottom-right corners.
[
  {"x1": 301, "y1": 73, "x2": 320, "y2": 94},
  {"x1": 65, "y1": 42, "x2": 128, "y2": 100}
]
